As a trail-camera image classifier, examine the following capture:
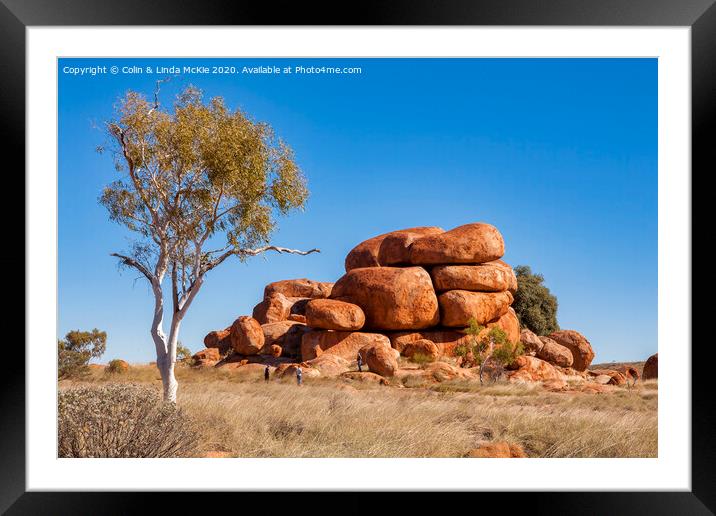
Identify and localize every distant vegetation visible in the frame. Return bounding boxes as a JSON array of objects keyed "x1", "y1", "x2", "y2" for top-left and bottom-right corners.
[
  {"x1": 57, "y1": 328, "x2": 106, "y2": 379},
  {"x1": 512, "y1": 265, "x2": 560, "y2": 335},
  {"x1": 106, "y1": 359, "x2": 129, "y2": 375}
]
